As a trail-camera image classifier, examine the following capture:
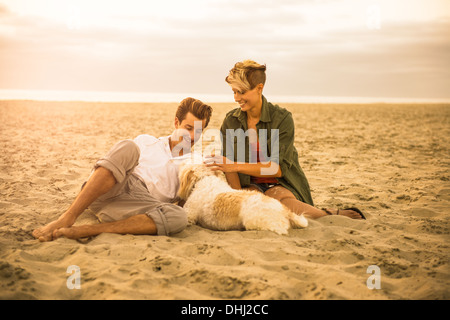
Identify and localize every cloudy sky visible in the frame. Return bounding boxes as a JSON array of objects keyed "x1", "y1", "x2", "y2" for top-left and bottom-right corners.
[{"x1": 0, "y1": 0, "x2": 449, "y2": 101}]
